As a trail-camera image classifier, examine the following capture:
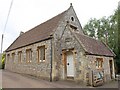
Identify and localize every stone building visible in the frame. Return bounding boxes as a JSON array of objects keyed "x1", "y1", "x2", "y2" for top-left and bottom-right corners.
[{"x1": 5, "y1": 4, "x2": 115, "y2": 86}]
